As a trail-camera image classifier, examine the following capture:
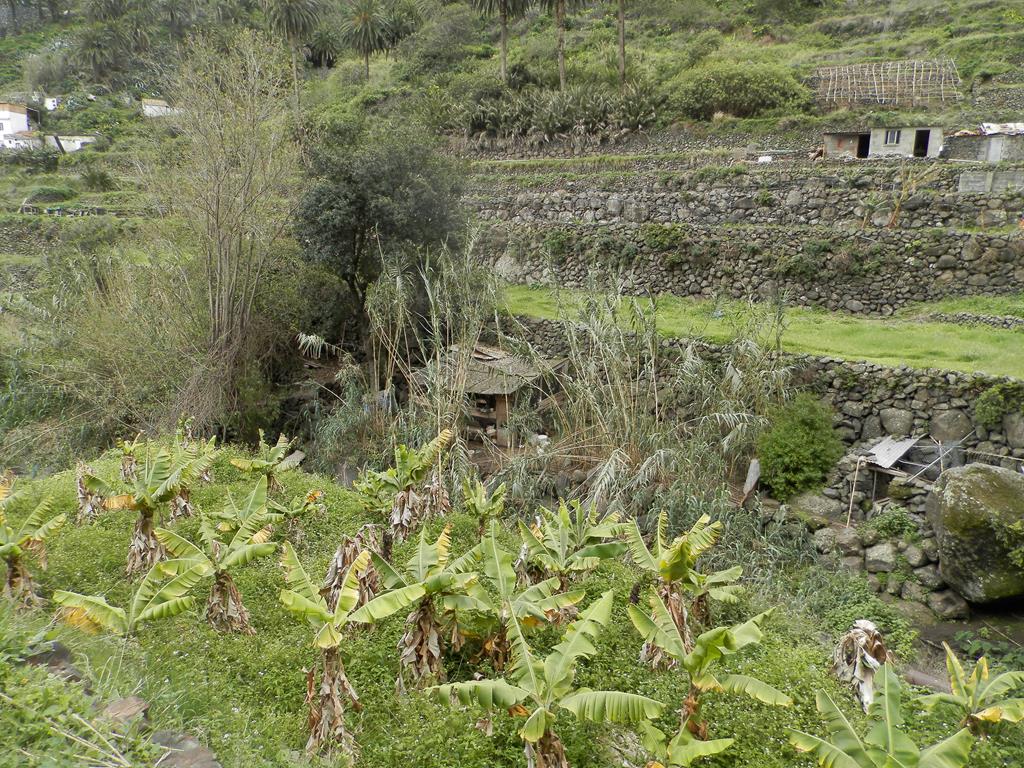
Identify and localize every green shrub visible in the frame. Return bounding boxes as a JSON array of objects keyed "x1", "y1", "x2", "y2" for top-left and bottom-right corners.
[
  {"x1": 860, "y1": 505, "x2": 918, "y2": 539},
  {"x1": 80, "y1": 166, "x2": 117, "y2": 192},
  {"x1": 670, "y1": 63, "x2": 811, "y2": 120},
  {"x1": 758, "y1": 393, "x2": 843, "y2": 500},
  {"x1": 25, "y1": 184, "x2": 77, "y2": 203},
  {"x1": 0, "y1": 147, "x2": 60, "y2": 173},
  {"x1": 975, "y1": 381, "x2": 1024, "y2": 428}
]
